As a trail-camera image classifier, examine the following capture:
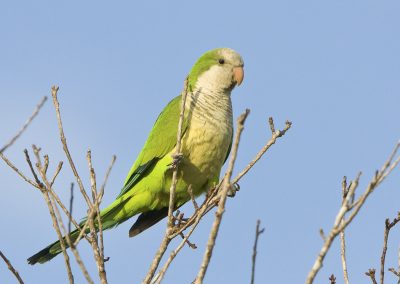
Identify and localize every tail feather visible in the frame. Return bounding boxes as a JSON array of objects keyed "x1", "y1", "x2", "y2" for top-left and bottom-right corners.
[
  {"x1": 27, "y1": 241, "x2": 56, "y2": 265},
  {"x1": 27, "y1": 230, "x2": 79, "y2": 265},
  {"x1": 27, "y1": 197, "x2": 132, "y2": 265}
]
